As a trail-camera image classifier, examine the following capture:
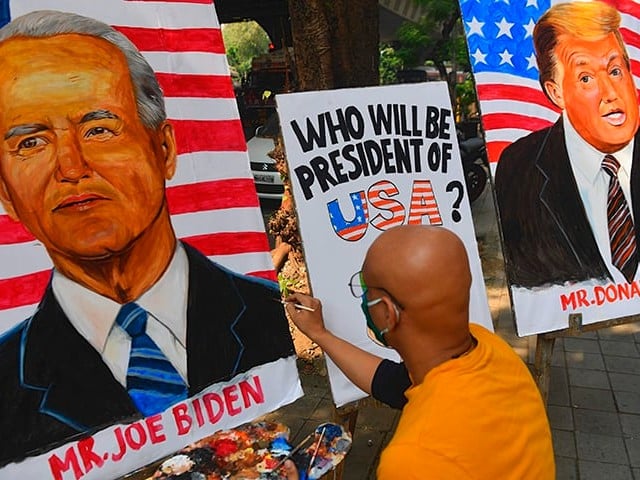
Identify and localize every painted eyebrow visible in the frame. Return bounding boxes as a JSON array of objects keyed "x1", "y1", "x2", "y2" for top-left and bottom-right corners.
[
  {"x1": 80, "y1": 109, "x2": 120, "y2": 123},
  {"x1": 571, "y1": 51, "x2": 622, "y2": 68},
  {"x1": 4, "y1": 111, "x2": 121, "y2": 140},
  {"x1": 4, "y1": 123, "x2": 48, "y2": 140}
]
